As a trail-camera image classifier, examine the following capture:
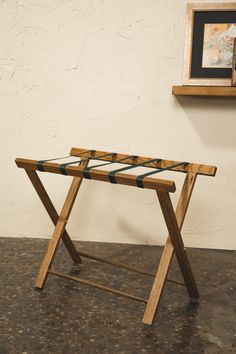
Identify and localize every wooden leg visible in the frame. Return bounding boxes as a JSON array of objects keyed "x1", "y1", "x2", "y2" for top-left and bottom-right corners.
[
  {"x1": 35, "y1": 174, "x2": 86, "y2": 288},
  {"x1": 157, "y1": 192, "x2": 199, "y2": 298},
  {"x1": 143, "y1": 173, "x2": 197, "y2": 325},
  {"x1": 25, "y1": 169, "x2": 81, "y2": 264},
  {"x1": 34, "y1": 160, "x2": 89, "y2": 289}
]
